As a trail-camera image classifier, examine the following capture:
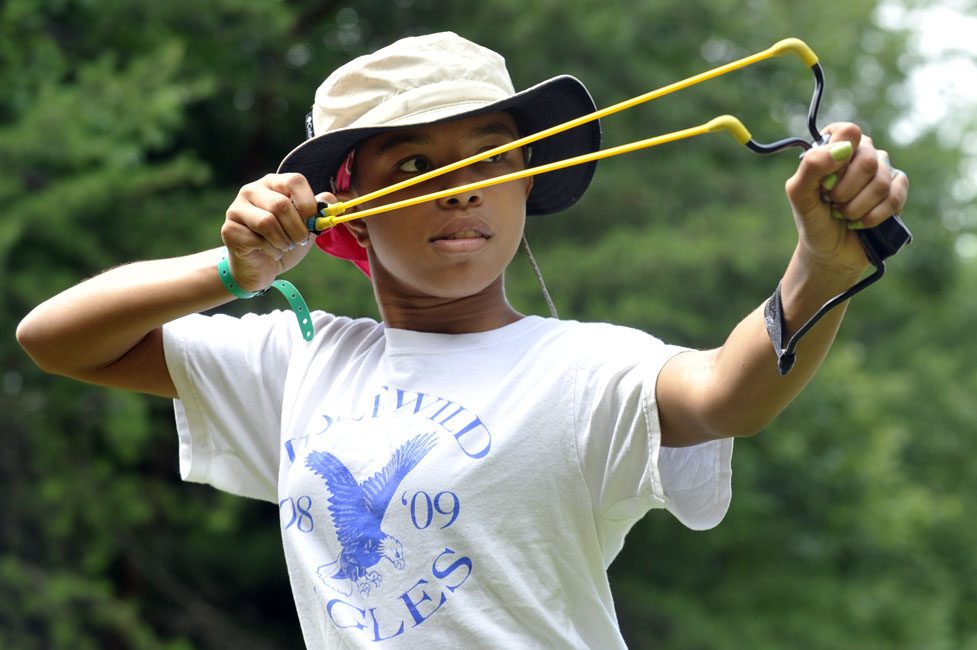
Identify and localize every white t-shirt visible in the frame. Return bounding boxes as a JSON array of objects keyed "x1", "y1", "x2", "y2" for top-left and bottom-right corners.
[{"x1": 163, "y1": 311, "x2": 733, "y2": 649}]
